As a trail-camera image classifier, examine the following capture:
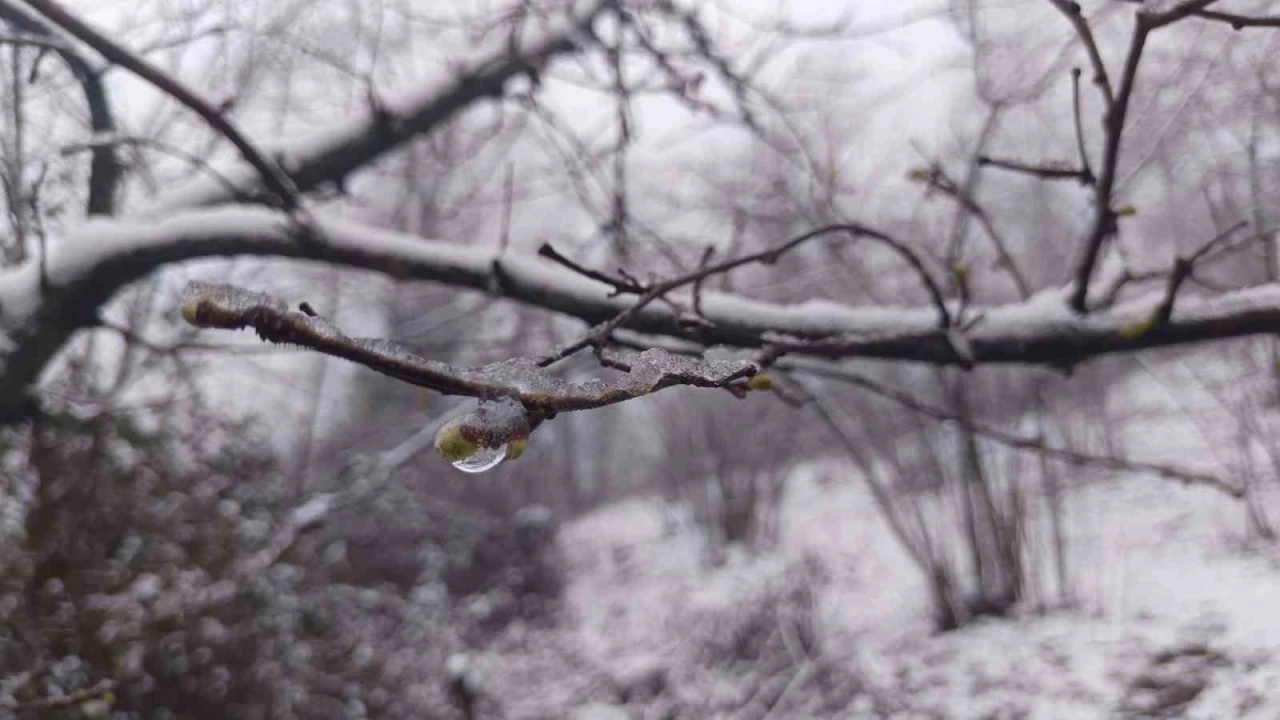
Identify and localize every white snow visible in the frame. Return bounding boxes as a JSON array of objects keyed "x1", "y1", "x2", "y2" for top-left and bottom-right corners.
[
  {"x1": 538, "y1": 474, "x2": 1280, "y2": 718},
  {"x1": 461, "y1": 358, "x2": 1280, "y2": 718},
  {"x1": 6, "y1": 201, "x2": 1280, "y2": 377}
]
